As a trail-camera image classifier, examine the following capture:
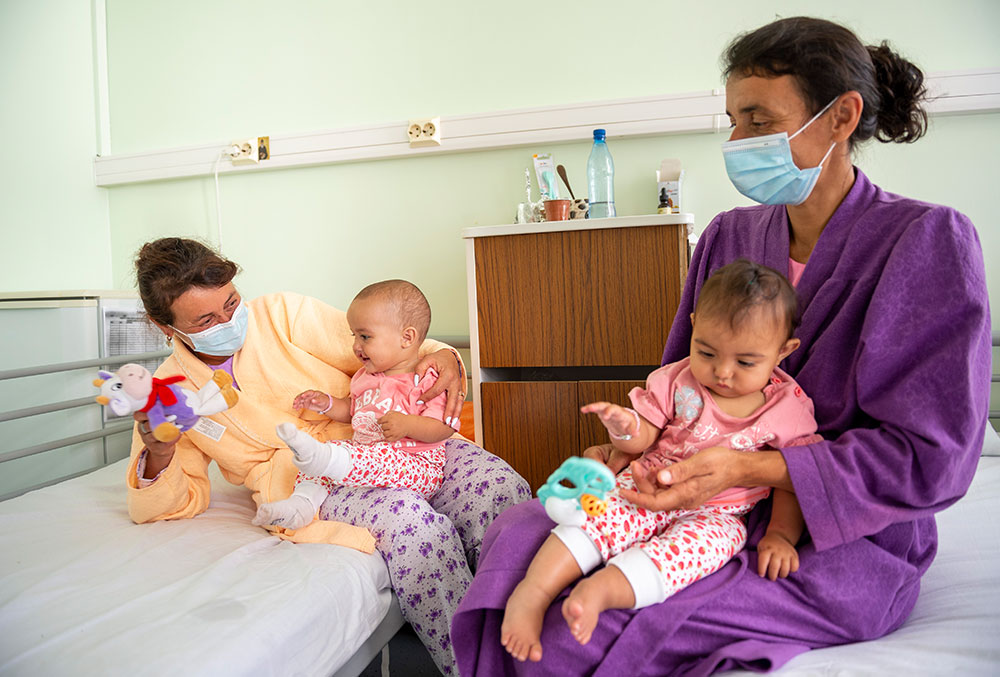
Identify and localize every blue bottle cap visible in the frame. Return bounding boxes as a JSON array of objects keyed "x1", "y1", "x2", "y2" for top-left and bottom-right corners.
[{"x1": 593, "y1": 129, "x2": 606, "y2": 141}]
